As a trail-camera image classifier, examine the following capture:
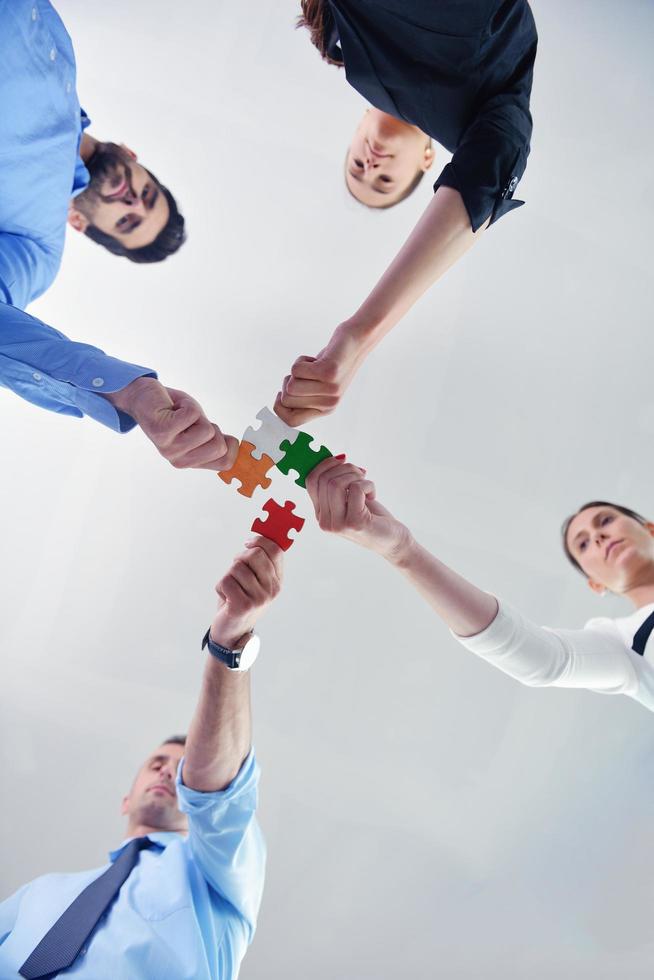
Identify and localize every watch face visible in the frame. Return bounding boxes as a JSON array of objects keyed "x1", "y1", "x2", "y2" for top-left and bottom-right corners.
[{"x1": 238, "y1": 634, "x2": 261, "y2": 671}]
